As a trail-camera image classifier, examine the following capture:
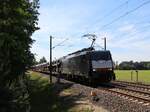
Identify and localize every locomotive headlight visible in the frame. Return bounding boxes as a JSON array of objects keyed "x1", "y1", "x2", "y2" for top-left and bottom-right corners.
[{"x1": 93, "y1": 69, "x2": 96, "y2": 71}]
